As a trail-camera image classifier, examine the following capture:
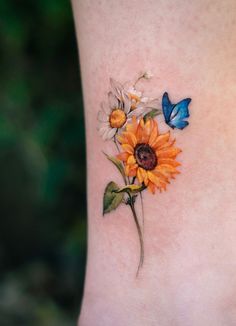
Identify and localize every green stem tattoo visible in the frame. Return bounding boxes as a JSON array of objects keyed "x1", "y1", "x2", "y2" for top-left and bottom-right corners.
[{"x1": 128, "y1": 193, "x2": 144, "y2": 276}]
